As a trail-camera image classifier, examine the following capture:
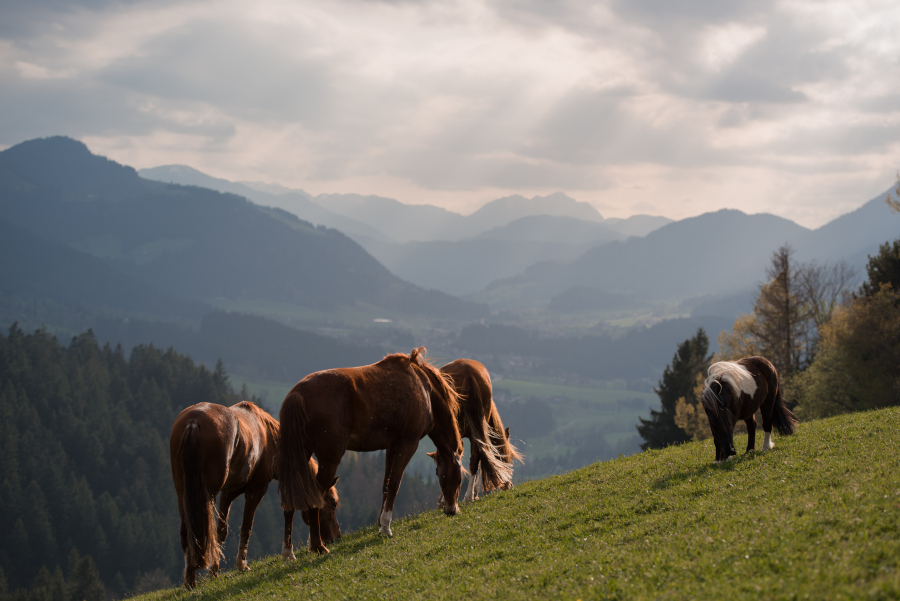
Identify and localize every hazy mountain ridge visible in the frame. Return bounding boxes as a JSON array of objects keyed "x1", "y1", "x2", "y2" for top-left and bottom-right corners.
[
  {"x1": 0, "y1": 137, "x2": 486, "y2": 320},
  {"x1": 139, "y1": 165, "x2": 389, "y2": 242},
  {"x1": 475, "y1": 198, "x2": 899, "y2": 310},
  {"x1": 139, "y1": 165, "x2": 673, "y2": 243}
]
